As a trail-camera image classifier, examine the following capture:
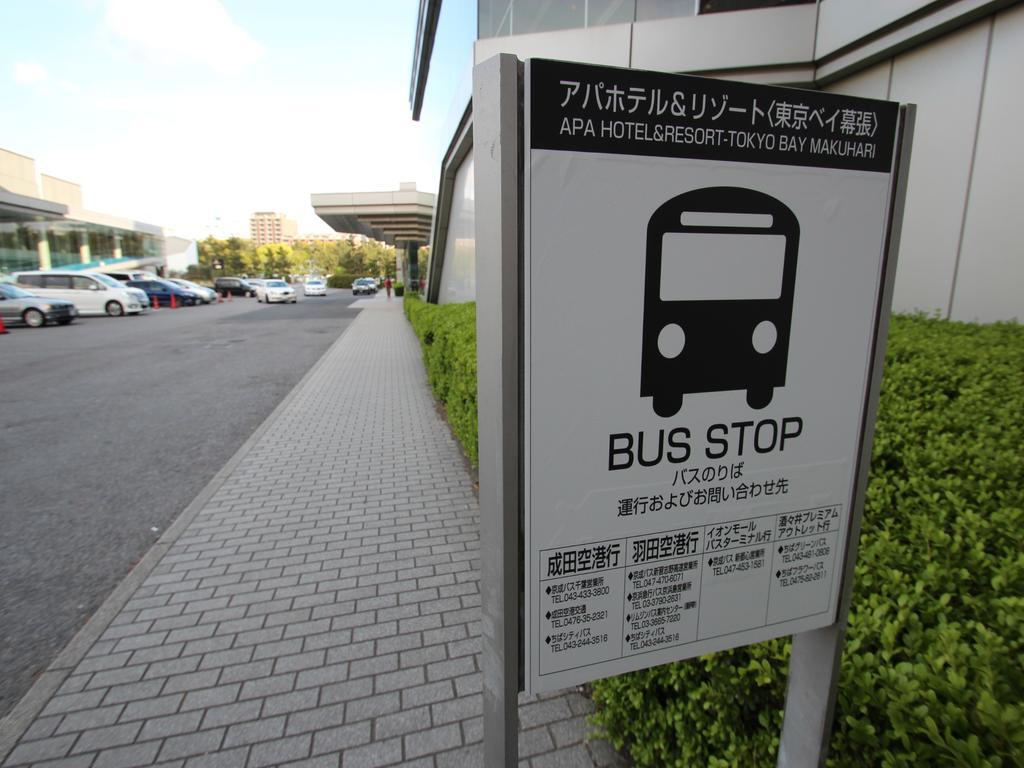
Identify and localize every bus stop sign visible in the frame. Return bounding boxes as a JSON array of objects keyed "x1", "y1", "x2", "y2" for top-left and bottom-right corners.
[{"x1": 522, "y1": 59, "x2": 902, "y2": 694}]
